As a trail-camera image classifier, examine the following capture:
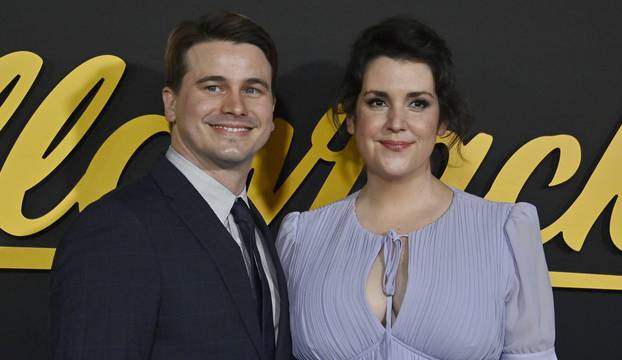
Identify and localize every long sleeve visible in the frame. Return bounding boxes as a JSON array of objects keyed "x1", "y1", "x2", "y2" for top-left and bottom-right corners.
[
  {"x1": 50, "y1": 199, "x2": 160, "y2": 360},
  {"x1": 501, "y1": 203, "x2": 557, "y2": 360}
]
